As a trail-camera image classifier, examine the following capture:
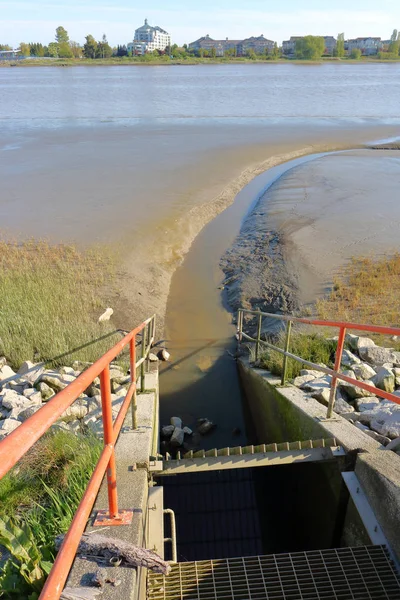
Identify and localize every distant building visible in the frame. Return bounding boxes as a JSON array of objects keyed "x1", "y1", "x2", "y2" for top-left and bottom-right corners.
[
  {"x1": 127, "y1": 19, "x2": 171, "y2": 55},
  {"x1": 189, "y1": 34, "x2": 275, "y2": 56},
  {"x1": 238, "y1": 35, "x2": 275, "y2": 55},
  {"x1": 282, "y1": 36, "x2": 337, "y2": 56},
  {"x1": 323, "y1": 36, "x2": 337, "y2": 55},
  {"x1": 0, "y1": 49, "x2": 22, "y2": 60},
  {"x1": 282, "y1": 37, "x2": 303, "y2": 56},
  {"x1": 346, "y1": 37, "x2": 383, "y2": 55}
]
